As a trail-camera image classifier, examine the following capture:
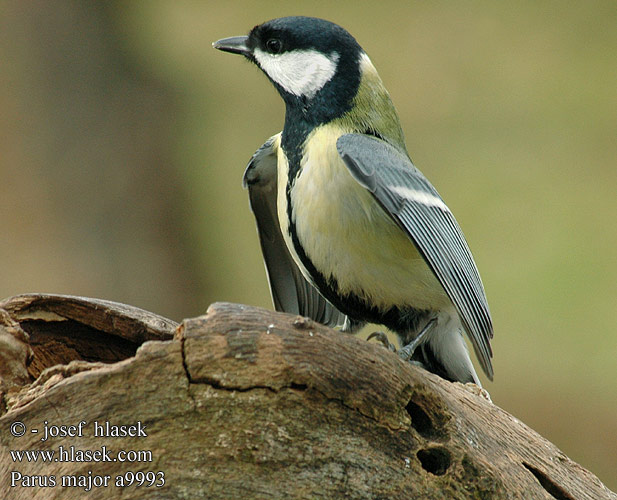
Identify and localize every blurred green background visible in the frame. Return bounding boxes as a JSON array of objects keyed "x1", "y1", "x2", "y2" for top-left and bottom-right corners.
[{"x1": 1, "y1": 0, "x2": 615, "y2": 490}]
